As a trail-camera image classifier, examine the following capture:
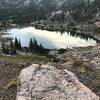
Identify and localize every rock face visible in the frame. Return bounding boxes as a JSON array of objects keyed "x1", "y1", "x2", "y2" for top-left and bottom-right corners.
[{"x1": 16, "y1": 64, "x2": 99, "y2": 100}]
